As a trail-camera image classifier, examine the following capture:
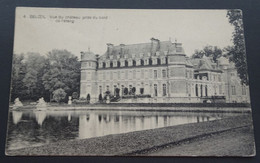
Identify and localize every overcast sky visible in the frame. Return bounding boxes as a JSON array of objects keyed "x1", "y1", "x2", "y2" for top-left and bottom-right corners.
[{"x1": 14, "y1": 8, "x2": 235, "y2": 58}]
